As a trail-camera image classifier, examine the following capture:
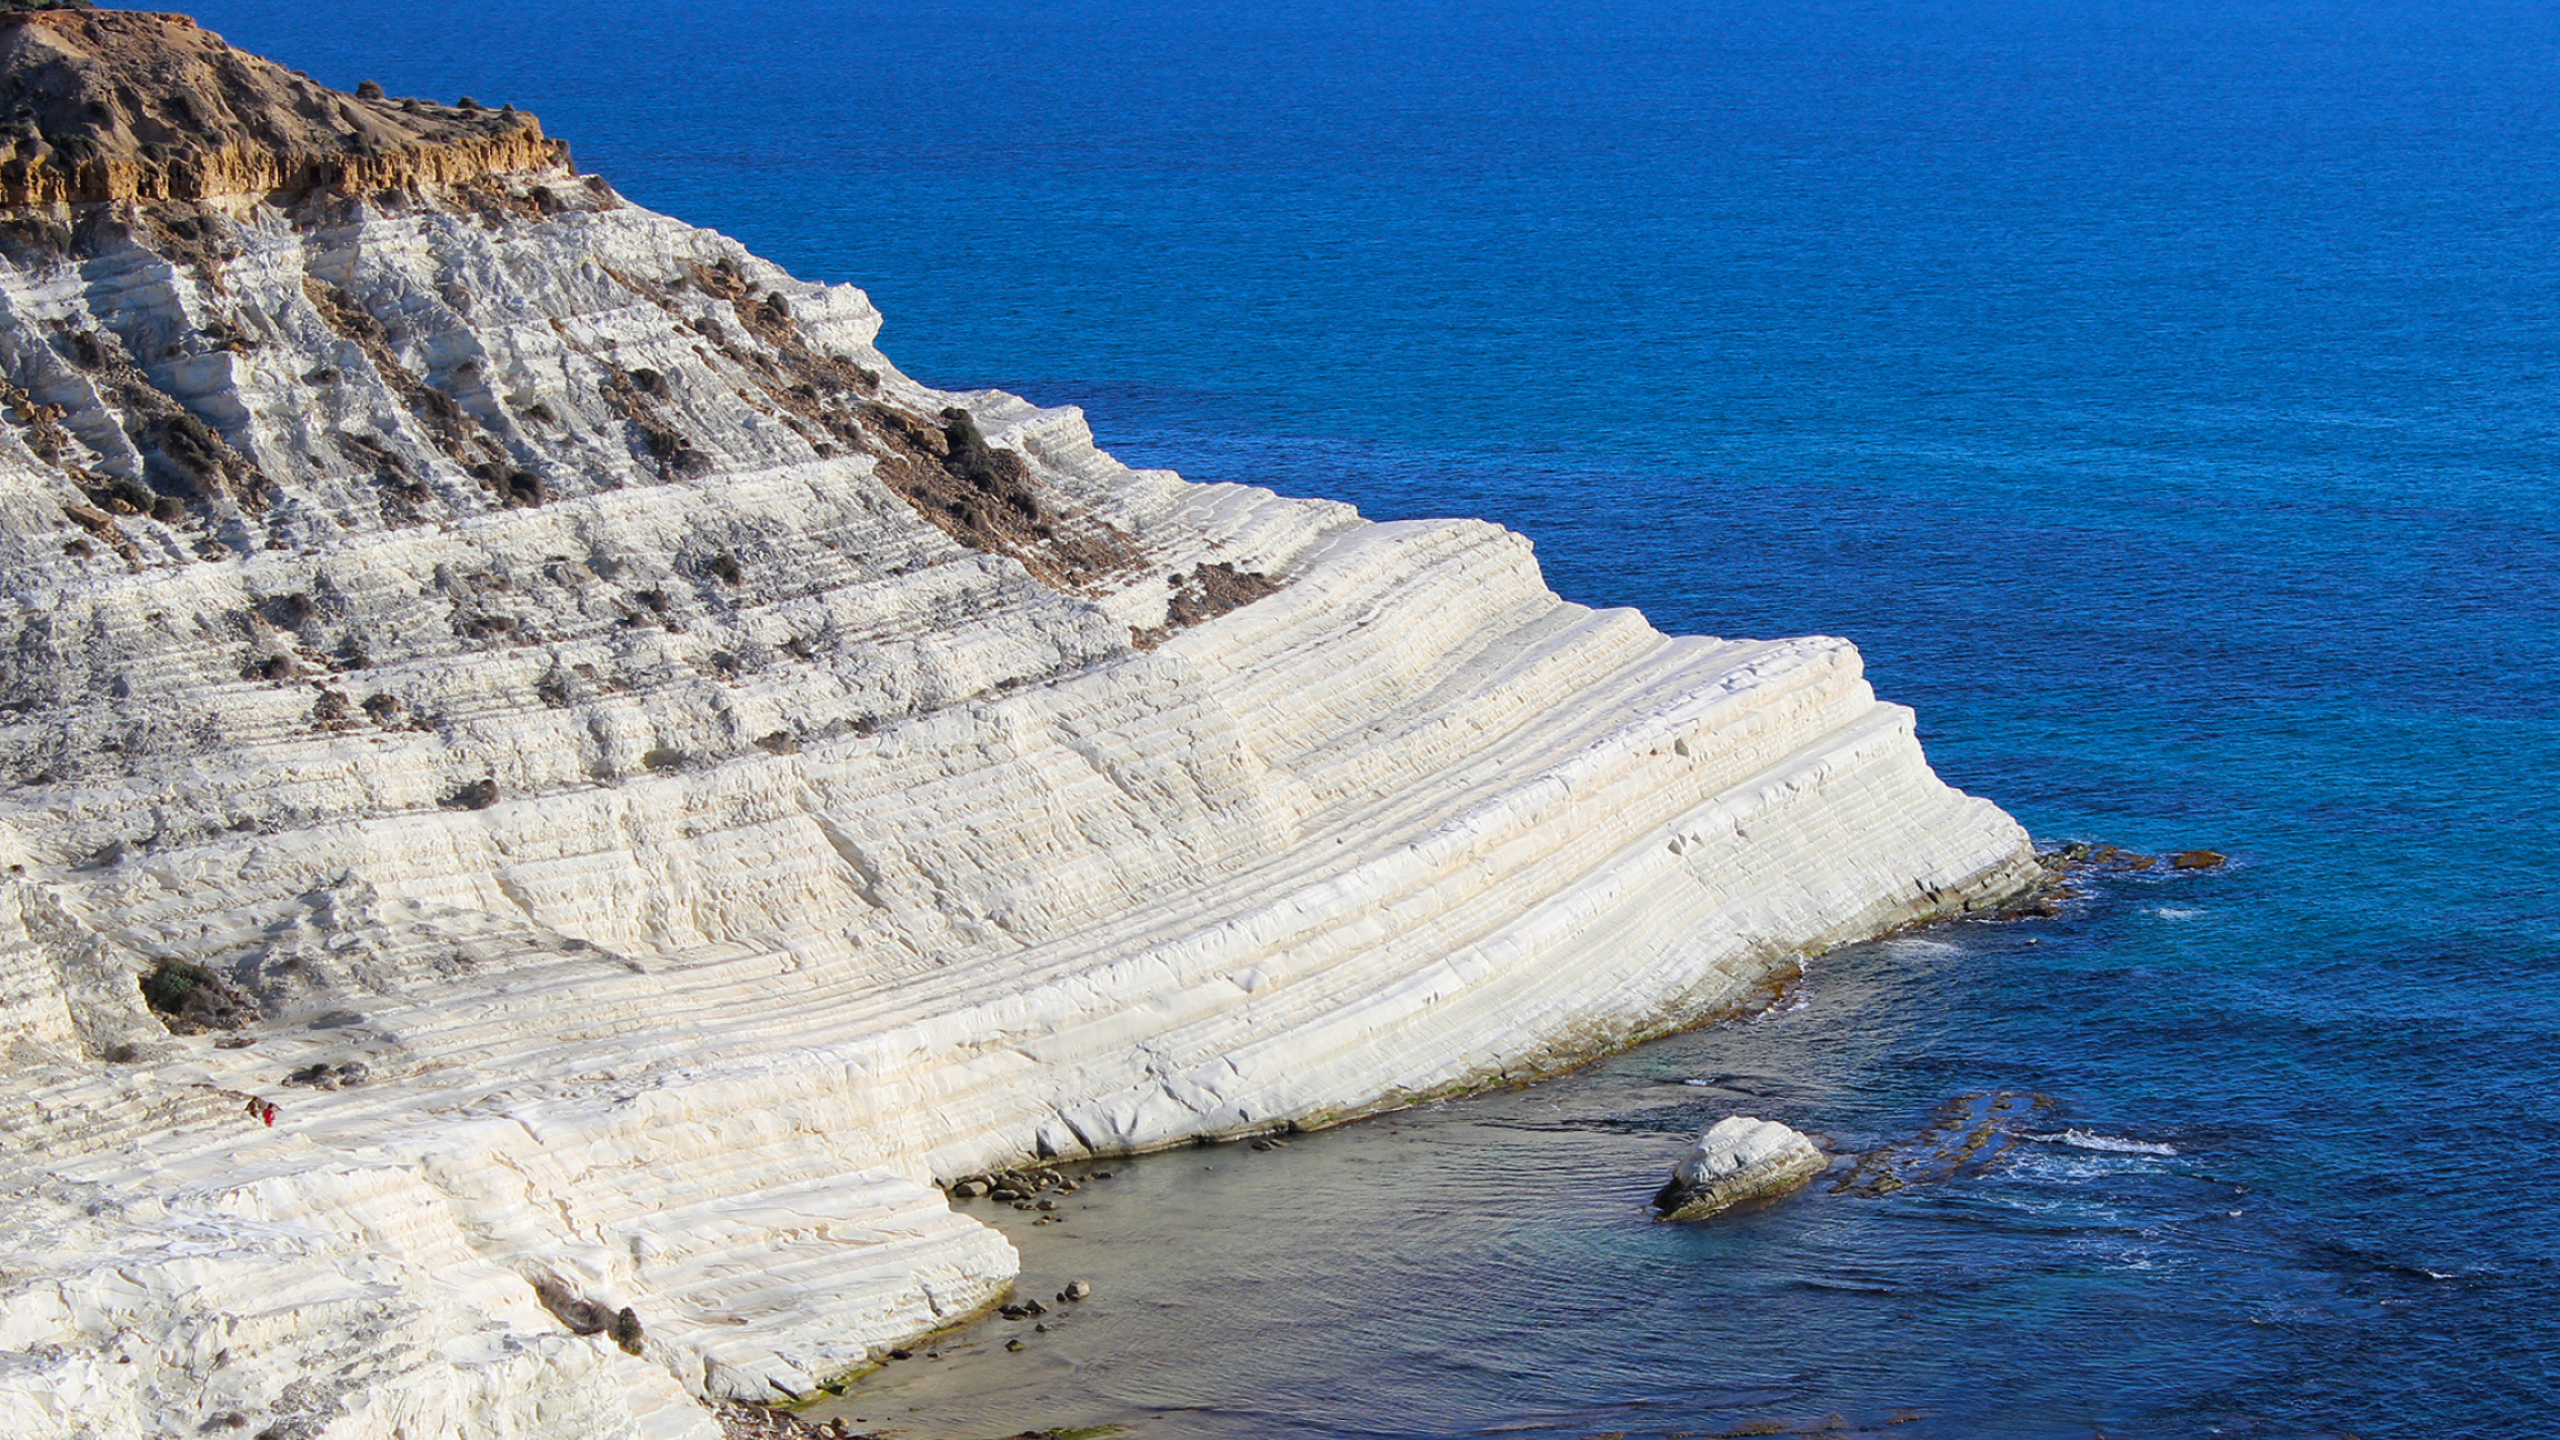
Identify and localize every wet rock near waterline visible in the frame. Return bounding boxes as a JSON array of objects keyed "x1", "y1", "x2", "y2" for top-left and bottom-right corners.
[
  {"x1": 1830, "y1": 1091, "x2": 2057, "y2": 1197},
  {"x1": 1653, "y1": 1116, "x2": 1828, "y2": 1222},
  {"x1": 2036, "y1": 840, "x2": 2229, "y2": 878},
  {"x1": 712, "y1": 1401, "x2": 873, "y2": 1439},
  {"x1": 947, "y1": 1164, "x2": 1095, "y2": 1206},
  {"x1": 1998, "y1": 840, "x2": 2231, "y2": 919}
]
